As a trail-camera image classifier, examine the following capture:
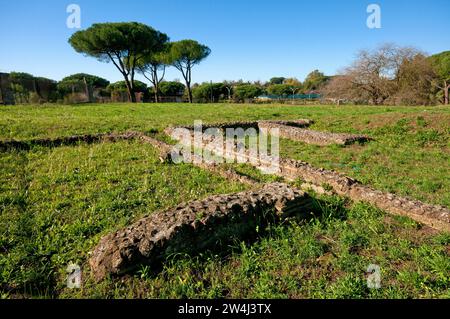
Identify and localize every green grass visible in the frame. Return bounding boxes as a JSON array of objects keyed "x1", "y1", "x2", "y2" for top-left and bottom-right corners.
[
  {"x1": 63, "y1": 197, "x2": 449, "y2": 299},
  {"x1": 280, "y1": 115, "x2": 450, "y2": 206},
  {"x1": 0, "y1": 103, "x2": 449, "y2": 298},
  {"x1": 0, "y1": 140, "x2": 247, "y2": 297}
]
